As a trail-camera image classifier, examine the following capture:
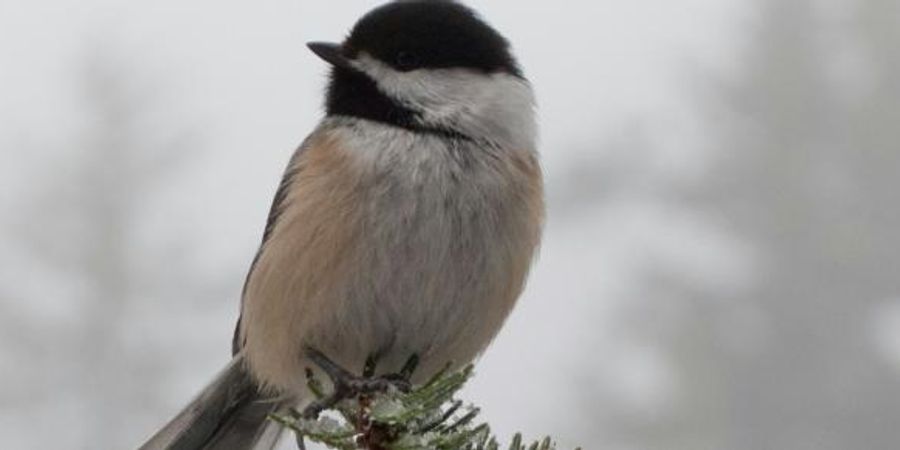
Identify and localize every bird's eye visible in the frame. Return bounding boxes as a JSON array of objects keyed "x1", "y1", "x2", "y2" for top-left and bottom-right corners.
[{"x1": 395, "y1": 51, "x2": 420, "y2": 71}]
